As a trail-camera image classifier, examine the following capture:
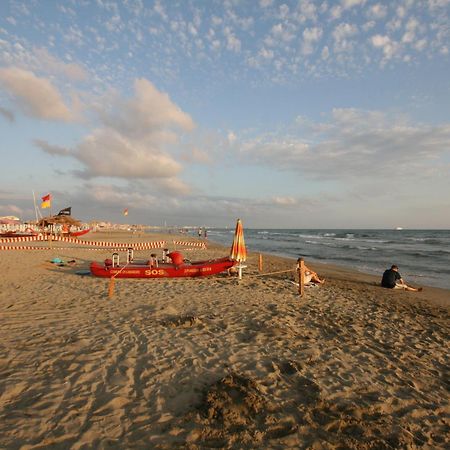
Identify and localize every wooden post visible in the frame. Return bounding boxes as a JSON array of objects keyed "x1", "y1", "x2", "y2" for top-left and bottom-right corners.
[
  {"x1": 297, "y1": 257, "x2": 305, "y2": 298},
  {"x1": 108, "y1": 277, "x2": 115, "y2": 298},
  {"x1": 258, "y1": 253, "x2": 263, "y2": 272}
]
